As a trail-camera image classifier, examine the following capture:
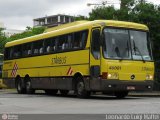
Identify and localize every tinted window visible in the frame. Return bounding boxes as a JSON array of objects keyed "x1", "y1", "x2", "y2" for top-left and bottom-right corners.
[
  {"x1": 4, "y1": 30, "x2": 89, "y2": 60},
  {"x1": 73, "y1": 30, "x2": 88, "y2": 49},
  {"x1": 91, "y1": 29, "x2": 100, "y2": 59},
  {"x1": 13, "y1": 45, "x2": 22, "y2": 58},
  {"x1": 4, "y1": 48, "x2": 11, "y2": 60},
  {"x1": 33, "y1": 40, "x2": 44, "y2": 55},
  {"x1": 57, "y1": 35, "x2": 66, "y2": 51},
  {"x1": 23, "y1": 43, "x2": 32, "y2": 56},
  {"x1": 44, "y1": 37, "x2": 56, "y2": 53}
]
